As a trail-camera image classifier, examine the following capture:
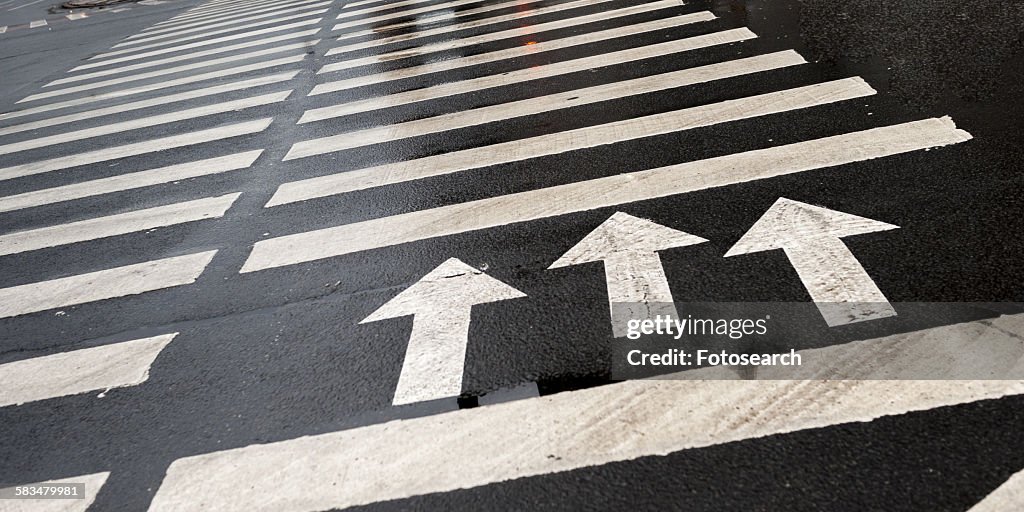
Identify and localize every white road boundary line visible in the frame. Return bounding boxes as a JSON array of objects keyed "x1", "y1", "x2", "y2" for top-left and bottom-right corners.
[
  {"x1": 247, "y1": 118, "x2": 970, "y2": 272},
  {"x1": 0, "y1": 251, "x2": 217, "y2": 319},
  {"x1": 6, "y1": 55, "x2": 305, "y2": 118},
  {"x1": 324, "y1": 0, "x2": 683, "y2": 69},
  {"x1": 0, "y1": 334, "x2": 176, "y2": 407},
  {"x1": 0, "y1": 92, "x2": 289, "y2": 156},
  {"x1": 3, "y1": 74, "x2": 297, "y2": 137},
  {"x1": 0, "y1": 118, "x2": 272, "y2": 182},
  {"x1": 0, "y1": 193, "x2": 240, "y2": 256},
  {"x1": 313, "y1": 13, "x2": 716, "y2": 90},
  {"x1": 148, "y1": 314, "x2": 1024, "y2": 511},
  {"x1": 289, "y1": 49, "x2": 815, "y2": 159},
  {"x1": 0, "y1": 151, "x2": 262, "y2": 214}
]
